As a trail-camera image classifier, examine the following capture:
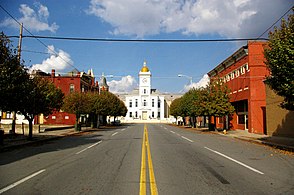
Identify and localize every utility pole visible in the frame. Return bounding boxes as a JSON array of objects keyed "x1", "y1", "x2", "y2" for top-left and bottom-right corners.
[{"x1": 11, "y1": 23, "x2": 23, "y2": 134}]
